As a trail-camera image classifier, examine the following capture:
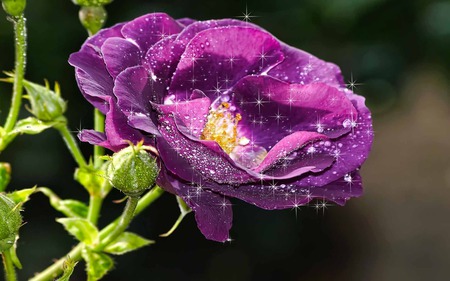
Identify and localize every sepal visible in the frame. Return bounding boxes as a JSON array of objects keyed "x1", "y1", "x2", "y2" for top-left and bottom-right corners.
[
  {"x1": 81, "y1": 247, "x2": 114, "y2": 281},
  {"x1": 103, "y1": 232, "x2": 154, "y2": 255},
  {"x1": 56, "y1": 218, "x2": 99, "y2": 246}
]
